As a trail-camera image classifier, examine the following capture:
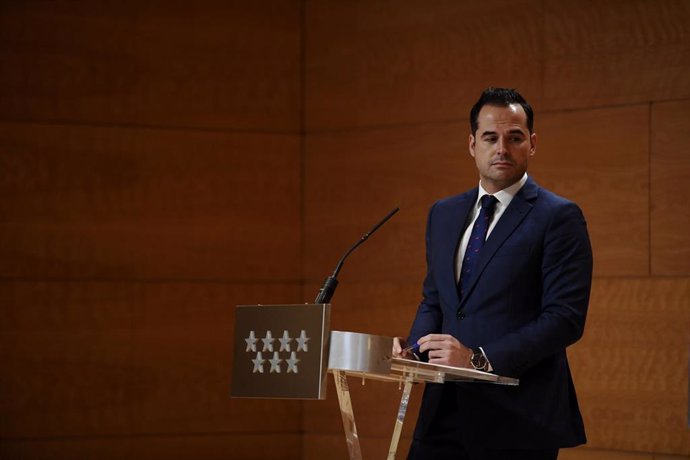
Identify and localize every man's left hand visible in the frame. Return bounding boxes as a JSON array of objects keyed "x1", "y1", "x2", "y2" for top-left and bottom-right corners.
[{"x1": 417, "y1": 334, "x2": 472, "y2": 367}]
